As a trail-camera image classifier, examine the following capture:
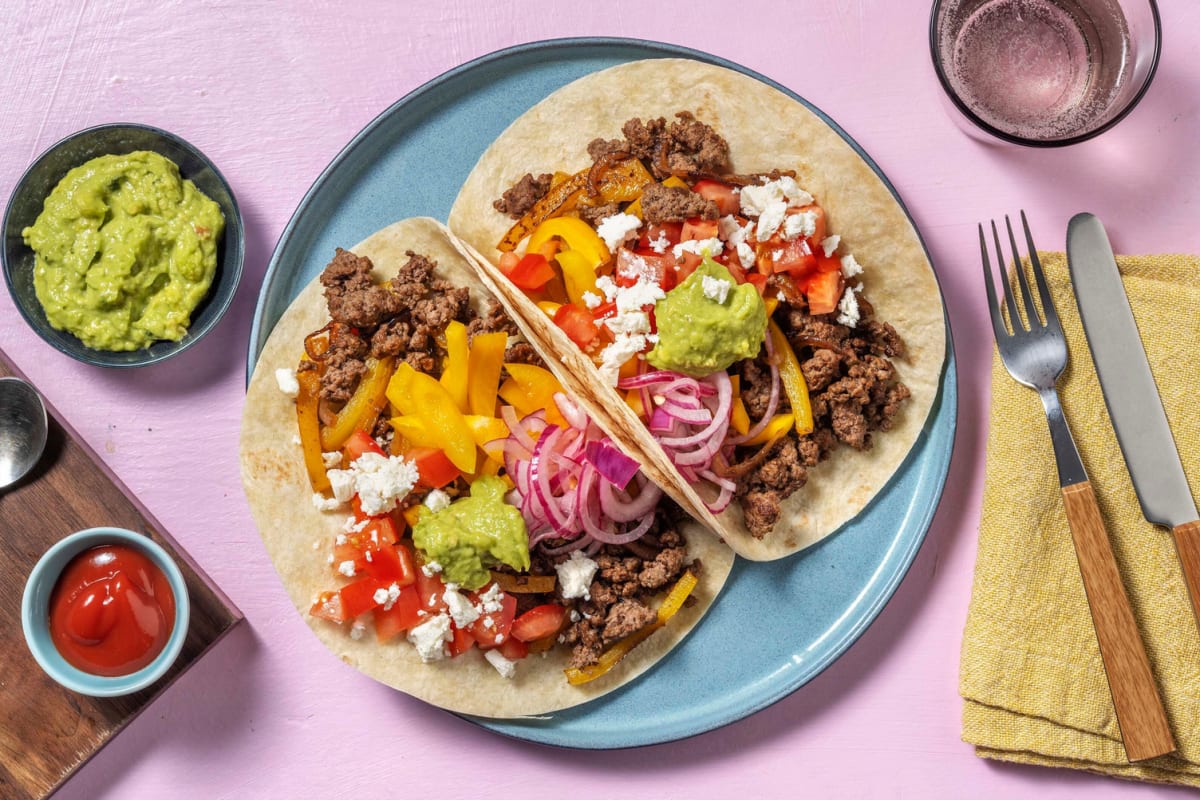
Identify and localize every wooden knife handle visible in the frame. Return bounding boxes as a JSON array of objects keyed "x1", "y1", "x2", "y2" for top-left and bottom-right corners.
[
  {"x1": 1172, "y1": 520, "x2": 1200, "y2": 630},
  {"x1": 1061, "y1": 481, "x2": 1176, "y2": 762}
]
